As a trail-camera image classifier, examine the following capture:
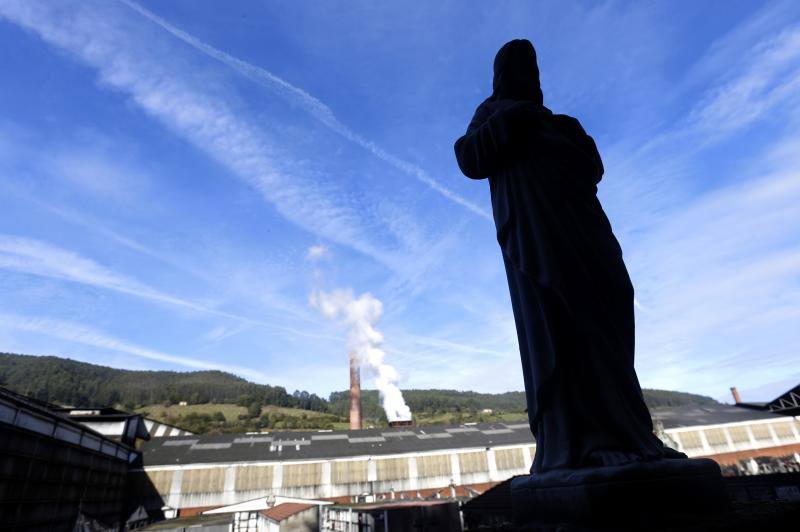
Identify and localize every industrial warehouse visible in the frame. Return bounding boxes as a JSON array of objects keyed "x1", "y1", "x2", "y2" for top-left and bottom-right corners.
[
  {"x1": 4, "y1": 381, "x2": 799, "y2": 530},
  {"x1": 133, "y1": 404, "x2": 800, "y2": 513}
]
